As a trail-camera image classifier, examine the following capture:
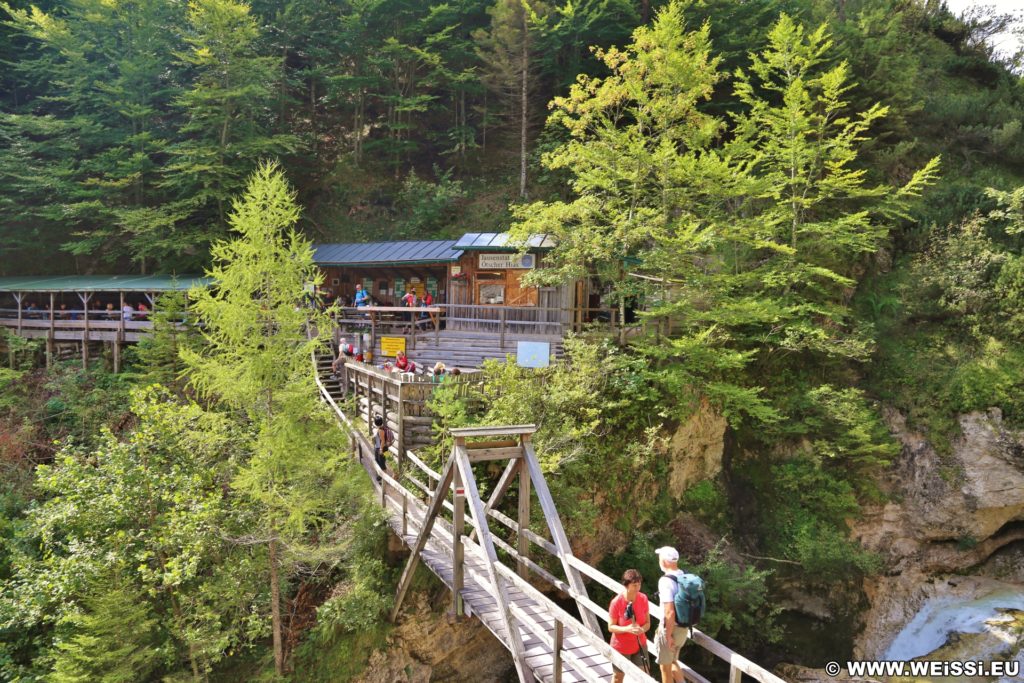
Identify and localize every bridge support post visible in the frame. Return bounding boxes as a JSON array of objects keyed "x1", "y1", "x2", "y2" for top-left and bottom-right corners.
[
  {"x1": 517, "y1": 459, "x2": 530, "y2": 580},
  {"x1": 452, "y1": 465, "x2": 465, "y2": 617},
  {"x1": 452, "y1": 437, "x2": 534, "y2": 682},
  {"x1": 522, "y1": 434, "x2": 604, "y2": 637},
  {"x1": 390, "y1": 458, "x2": 456, "y2": 622}
]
